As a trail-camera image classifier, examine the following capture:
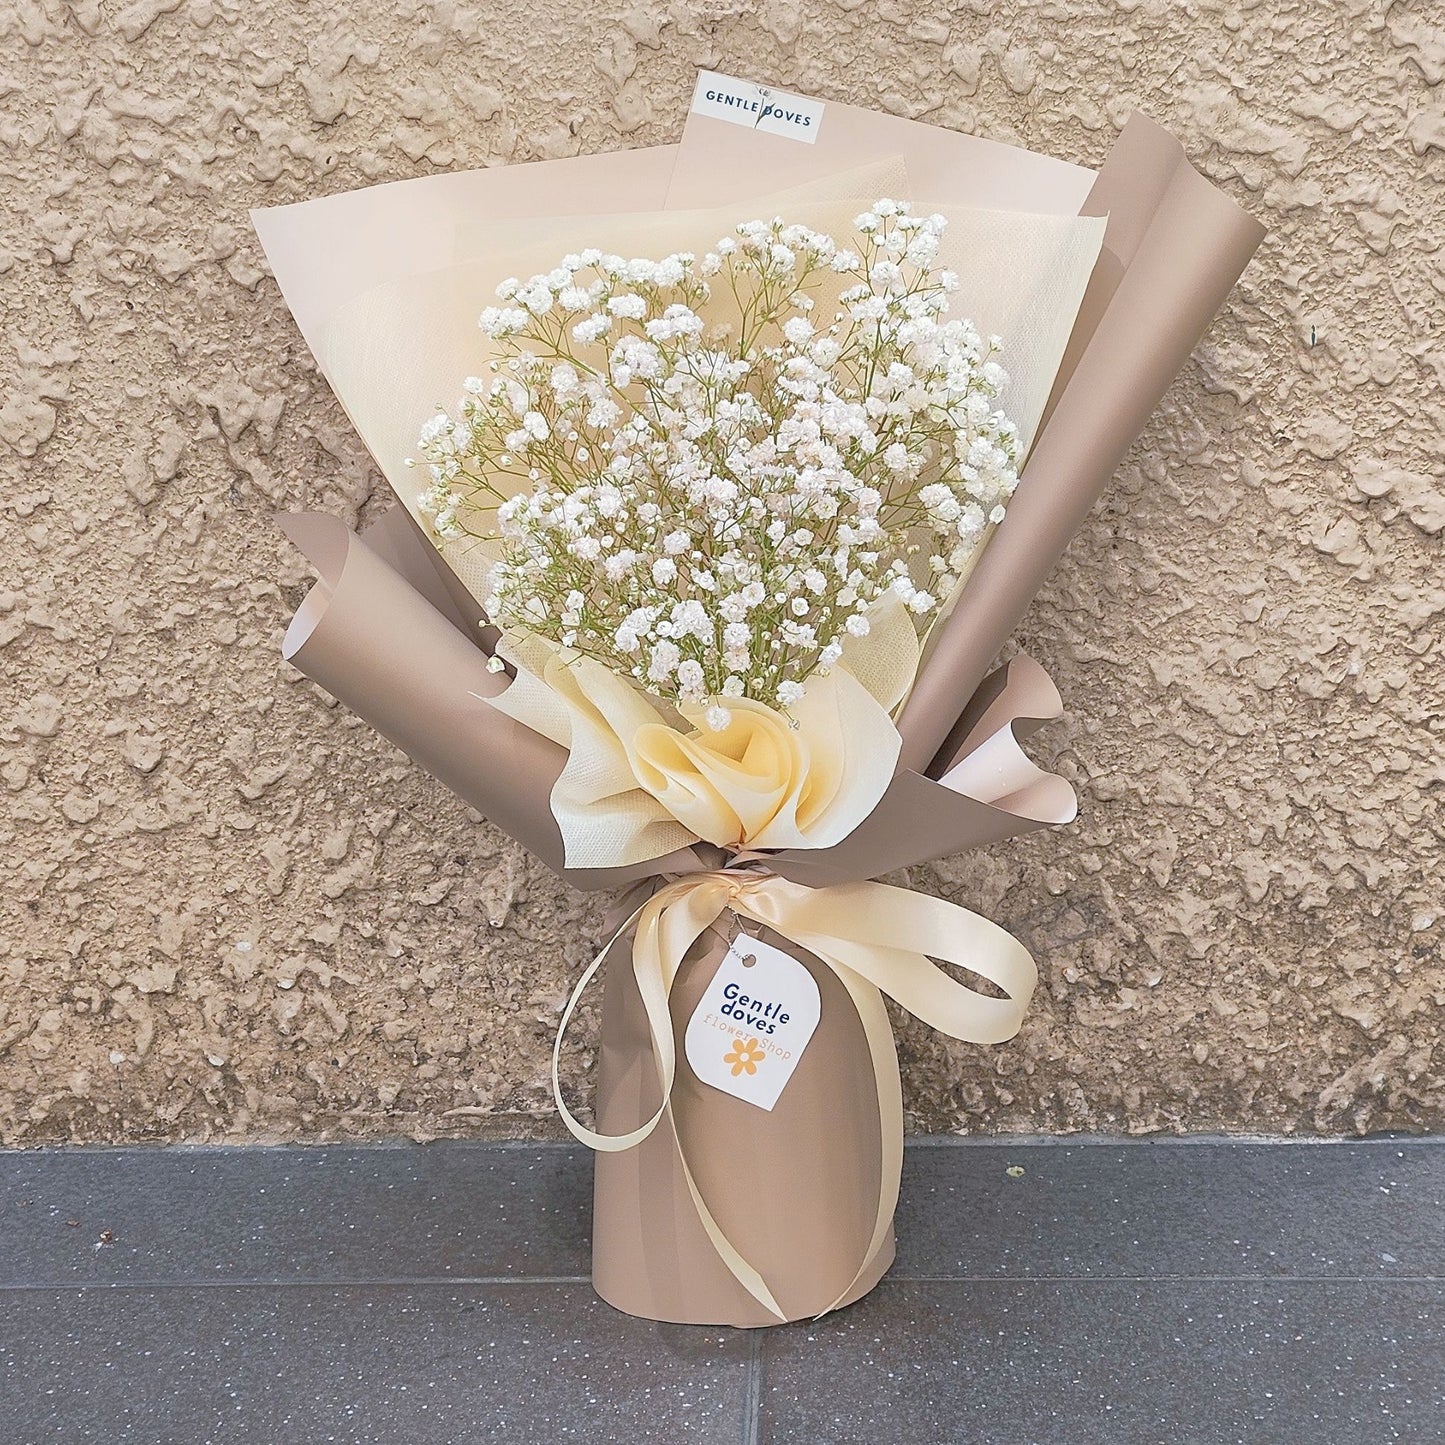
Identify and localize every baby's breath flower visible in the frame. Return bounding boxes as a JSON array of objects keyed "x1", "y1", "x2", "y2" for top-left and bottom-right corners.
[
  {"x1": 608, "y1": 294, "x2": 647, "y2": 320},
  {"x1": 418, "y1": 200, "x2": 1020, "y2": 713},
  {"x1": 648, "y1": 640, "x2": 680, "y2": 682}
]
